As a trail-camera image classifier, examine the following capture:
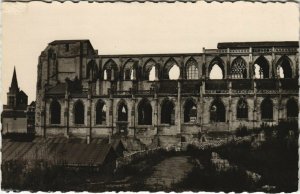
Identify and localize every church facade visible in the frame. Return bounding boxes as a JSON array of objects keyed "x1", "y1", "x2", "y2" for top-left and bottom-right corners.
[{"x1": 35, "y1": 40, "x2": 299, "y2": 147}]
